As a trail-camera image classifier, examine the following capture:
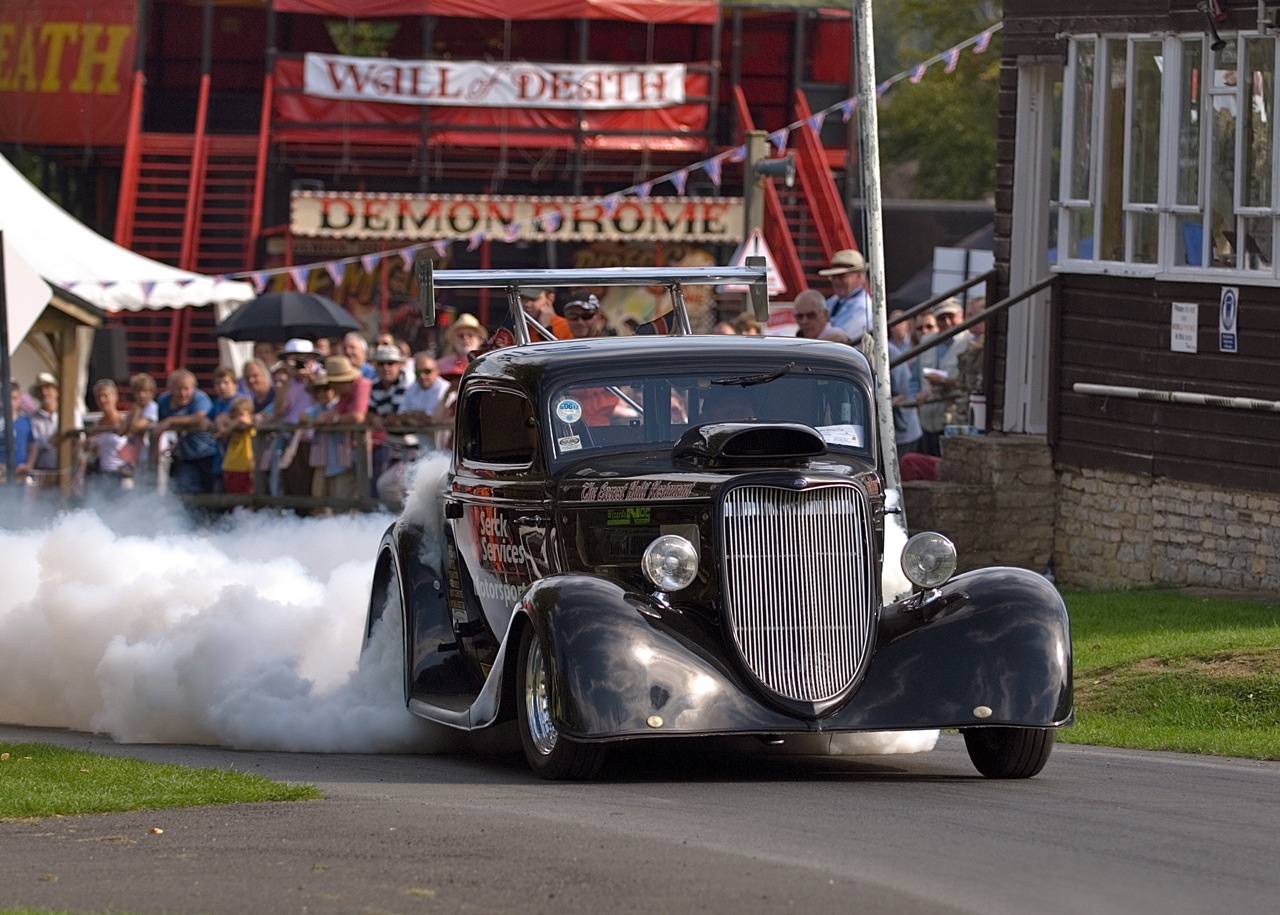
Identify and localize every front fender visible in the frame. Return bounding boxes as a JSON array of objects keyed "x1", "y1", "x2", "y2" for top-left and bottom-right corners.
[
  {"x1": 521, "y1": 575, "x2": 803, "y2": 739},
  {"x1": 828, "y1": 566, "x2": 1073, "y2": 730}
]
